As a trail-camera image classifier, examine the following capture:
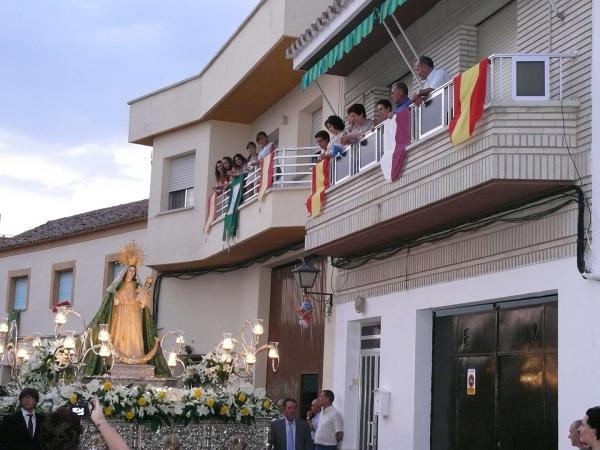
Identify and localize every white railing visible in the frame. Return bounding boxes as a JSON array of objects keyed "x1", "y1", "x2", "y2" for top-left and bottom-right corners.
[
  {"x1": 214, "y1": 147, "x2": 318, "y2": 220},
  {"x1": 329, "y1": 53, "x2": 577, "y2": 186},
  {"x1": 409, "y1": 52, "x2": 576, "y2": 143},
  {"x1": 331, "y1": 123, "x2": 385, "y2": 185}
]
